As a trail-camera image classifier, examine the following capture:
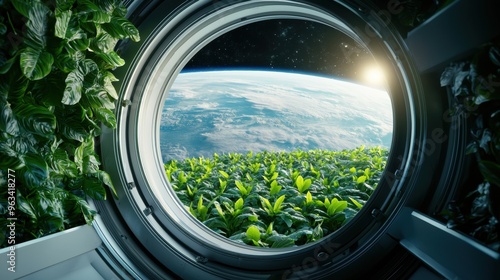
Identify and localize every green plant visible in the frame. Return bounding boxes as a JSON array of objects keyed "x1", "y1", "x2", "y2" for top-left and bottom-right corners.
[
  {"x1": 0, "y1": 0, "x2": 139, "y2": 247},
  {"x1": 166, "y1": 146, "x2": 389, "y2": 247},
  {"x1": 440, "y1": 42, "x2": 500, "y2": 251}
]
